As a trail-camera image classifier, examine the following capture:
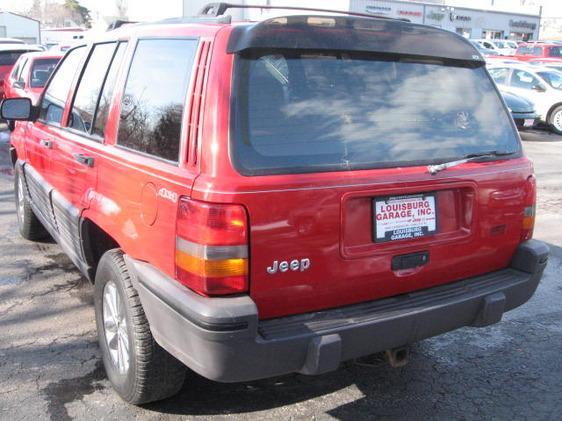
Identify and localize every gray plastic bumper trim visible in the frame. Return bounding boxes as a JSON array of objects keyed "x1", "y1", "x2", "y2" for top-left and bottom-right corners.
[{"x1": 125, "y1": 240, "x2": 548, "y2": 383}]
